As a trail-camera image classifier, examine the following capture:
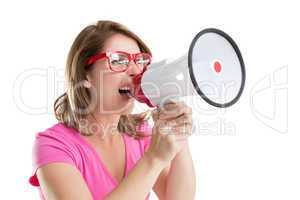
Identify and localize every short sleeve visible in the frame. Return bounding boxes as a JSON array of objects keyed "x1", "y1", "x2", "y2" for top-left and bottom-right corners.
[{"x1": 29, "y1": 130, "x2": 77, "y2": 187}]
